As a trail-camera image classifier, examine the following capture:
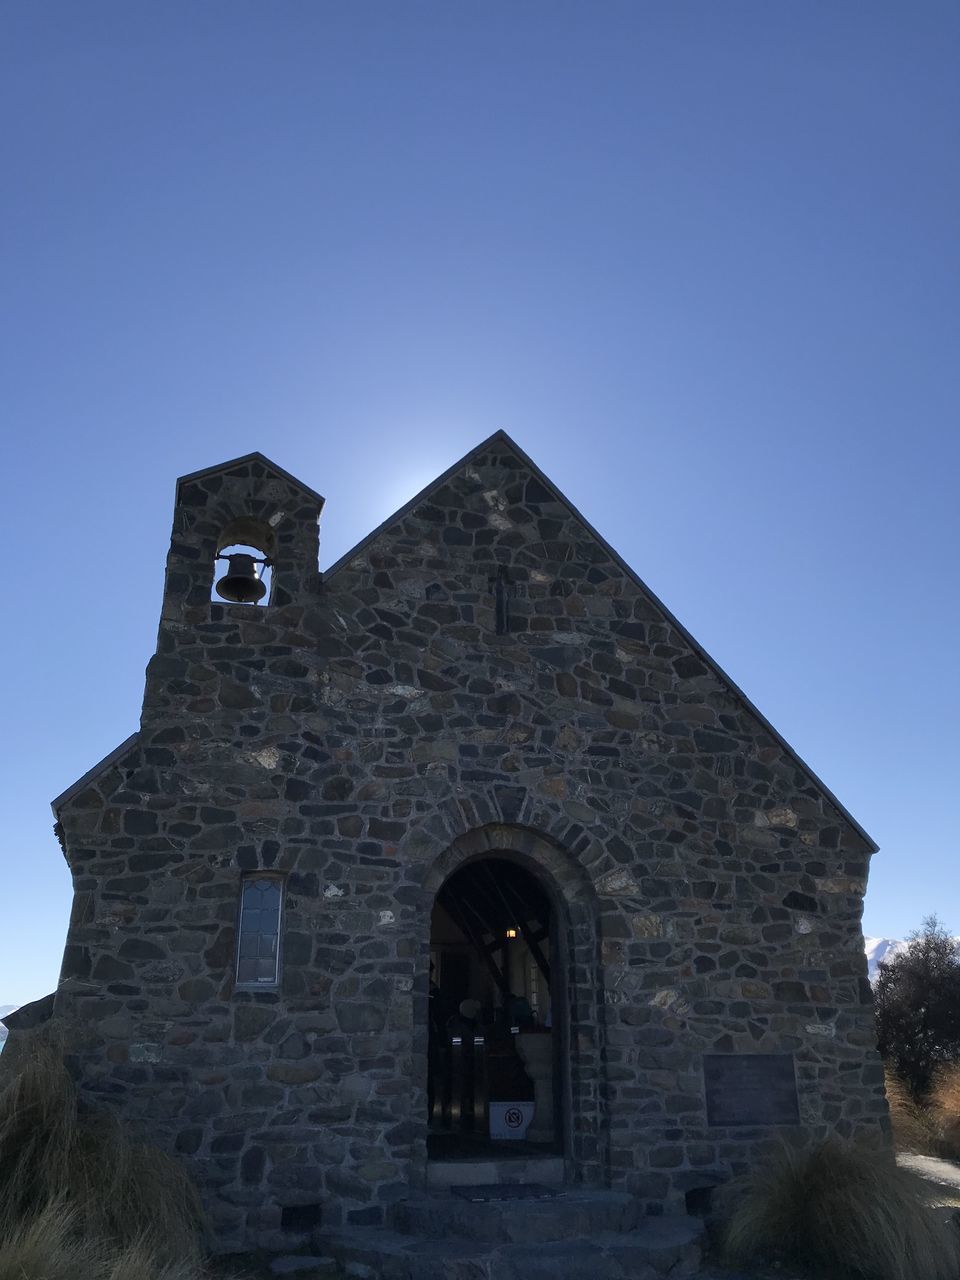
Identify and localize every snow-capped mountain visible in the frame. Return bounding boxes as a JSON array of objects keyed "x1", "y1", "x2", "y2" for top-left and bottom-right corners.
[
  {"x1": 864, "y1": 937, "x2": 909, "y2": 981},
  {"x1": 864, "y1": 935, "x2": 960, "y2": 982},
  {"x1": 0, "y1": 1005, "x2": 17, "y2": 1049}
]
